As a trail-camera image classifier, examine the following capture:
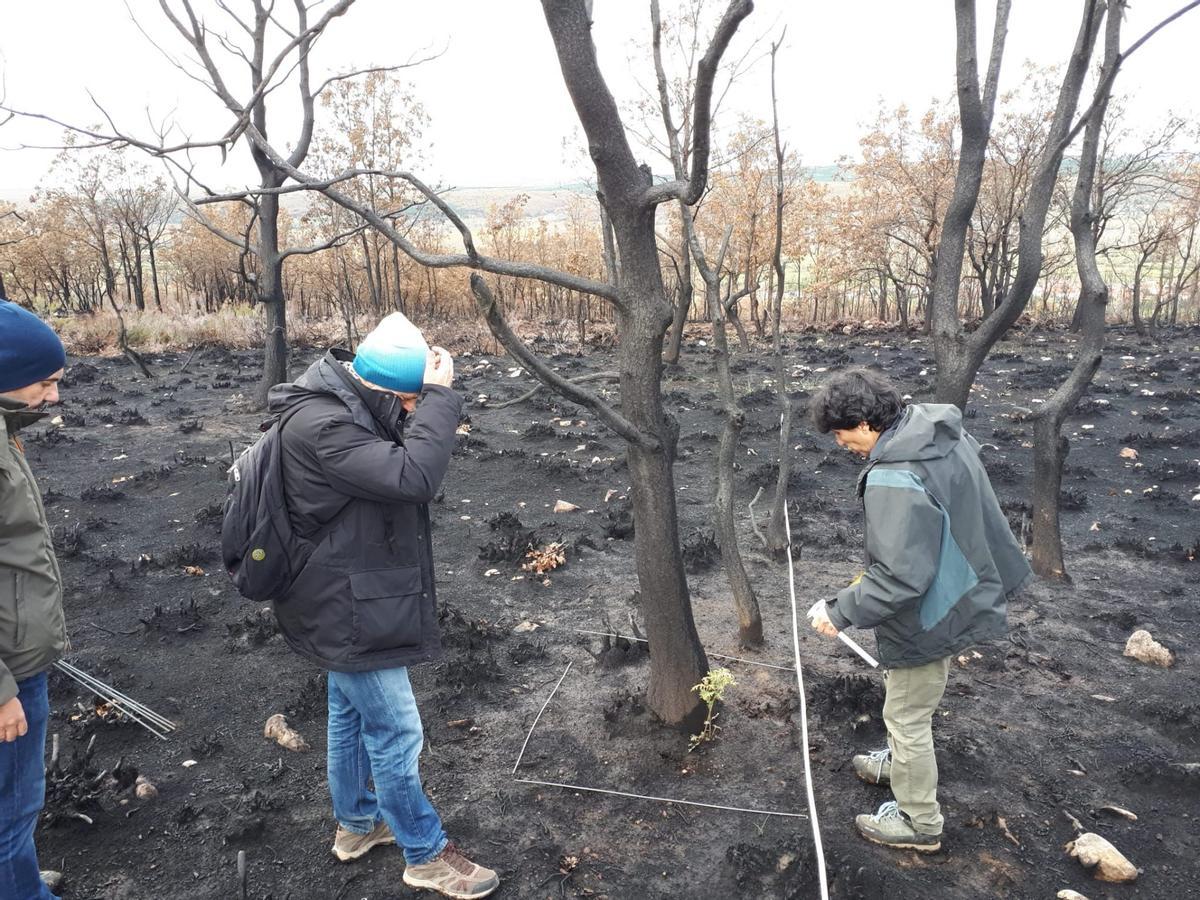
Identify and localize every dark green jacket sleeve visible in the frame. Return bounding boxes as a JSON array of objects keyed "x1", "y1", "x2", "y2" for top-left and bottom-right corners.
[{"x1": 827, "y1": 472, "x2": 944, "y2": 631}]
